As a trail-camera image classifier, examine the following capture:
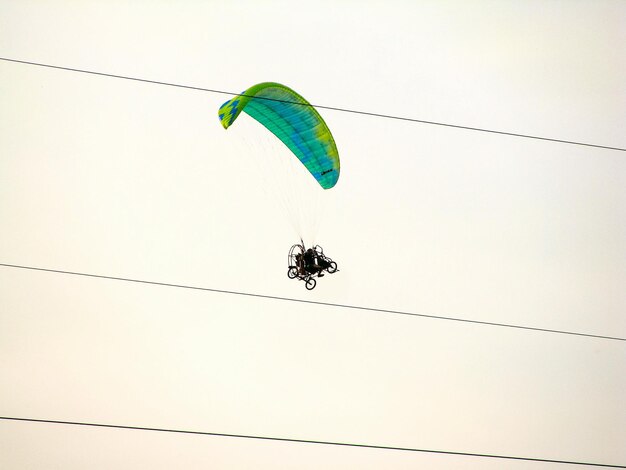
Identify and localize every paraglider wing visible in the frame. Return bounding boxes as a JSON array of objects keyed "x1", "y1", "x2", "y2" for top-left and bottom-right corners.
[{"x1": 218, "y1": 82, "x2": 340, "y2": 189}]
